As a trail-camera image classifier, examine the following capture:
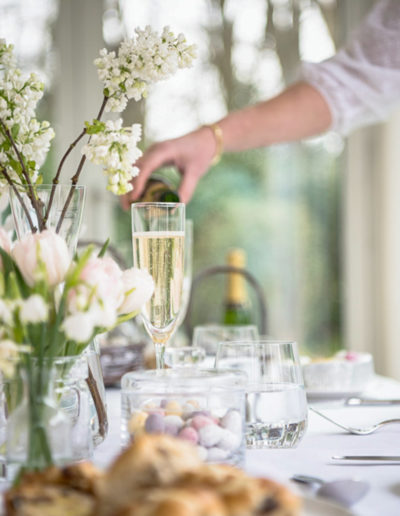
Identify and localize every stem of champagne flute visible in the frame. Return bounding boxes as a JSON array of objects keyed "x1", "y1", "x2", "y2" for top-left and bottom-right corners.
[{"x1": 154, "y1": 343, "x2": 166, "y2": 369}]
